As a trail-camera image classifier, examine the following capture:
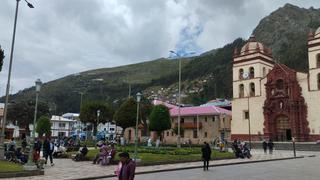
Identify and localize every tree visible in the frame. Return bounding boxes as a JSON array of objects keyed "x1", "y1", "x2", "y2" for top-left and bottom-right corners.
[
  {"x1": 0, "y1": 46, "x2": 4, "y2": 72},
  {"x1": 79, "y1": 101, "x2": 113, "y2": 136},
  {"x1": 149, "y1": 105, "x2": 171, "y2": 140},
  {"x1": 139, "y1": 97, "x2": 153, "y2": 136},
  {"x1": 7, "y1": 100, "x2": 50, "y2": 134},
  {"x1": 36, "y1": 116, "x2": 51, "y2": 138},
  {"x1": 113, "y1": 98, "x2": 137, "y2": 135}
]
